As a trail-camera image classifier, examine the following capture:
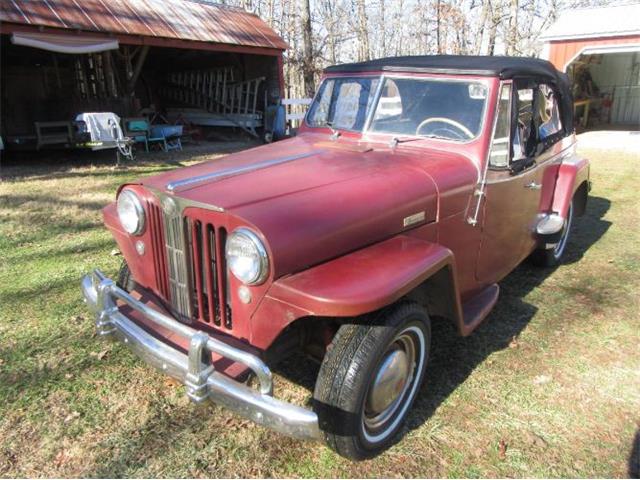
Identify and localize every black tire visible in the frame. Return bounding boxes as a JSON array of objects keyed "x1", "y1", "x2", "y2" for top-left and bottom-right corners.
[
  {"x1": 116, "y1": 260, "x2": 136, "y2": 292},
  {"x1": 531, "y1": 200, "x2": 574, "y2": 267},
  {"x1": 313, "y1": 302, "x2": 431, "y2": 460}
]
